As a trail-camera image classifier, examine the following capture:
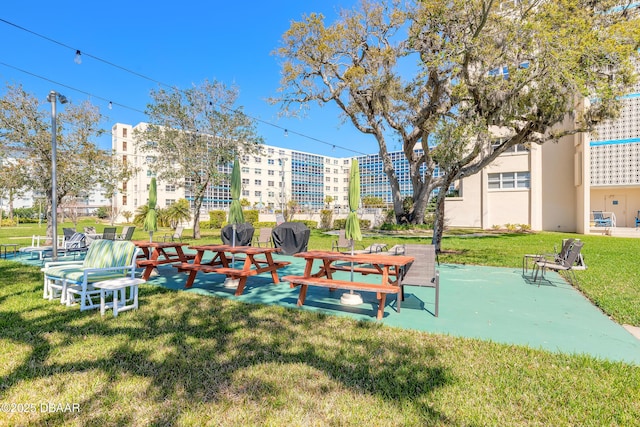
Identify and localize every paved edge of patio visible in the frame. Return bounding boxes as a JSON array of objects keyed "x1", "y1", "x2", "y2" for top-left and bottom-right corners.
[{"x1": 145, "y1": 255, "x2": 640, "y2": 366}]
